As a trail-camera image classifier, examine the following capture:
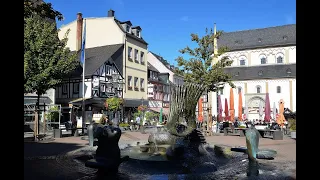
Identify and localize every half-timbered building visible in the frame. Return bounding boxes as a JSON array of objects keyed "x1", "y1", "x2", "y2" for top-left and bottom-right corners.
[{"x1": 55, "y1": 44, "x2": 124, "y2": 123}]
